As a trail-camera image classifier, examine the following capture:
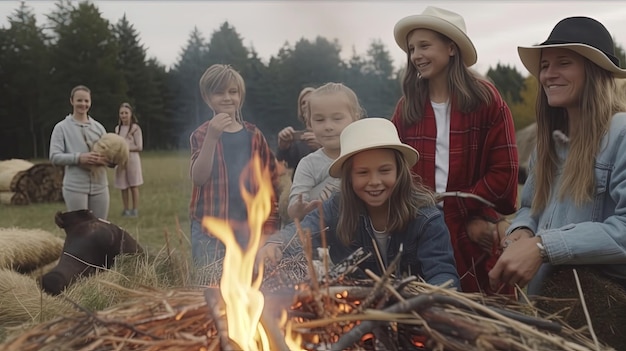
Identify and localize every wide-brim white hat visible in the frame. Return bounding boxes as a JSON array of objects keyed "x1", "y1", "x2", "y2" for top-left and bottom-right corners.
[
  {"x1": 518, "y1": 16, "x2": 626, "y2": 78},
  {"x1": 393, "y1": 6, "x2": 477, "y2": 67},
  {"x1": 329, "y1": 118, "x2": 418, "y2": 178}
]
